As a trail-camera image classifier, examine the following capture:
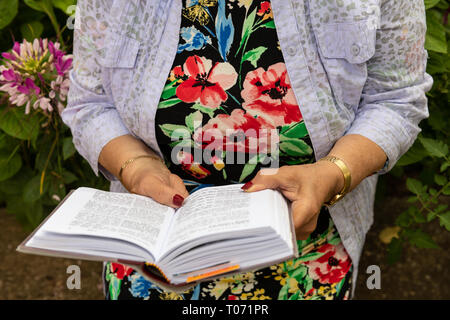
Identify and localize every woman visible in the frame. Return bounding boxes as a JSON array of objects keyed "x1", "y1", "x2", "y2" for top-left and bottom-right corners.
[{"x1": 63, "y1": 0, "x2": 432, "y2": 300}]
